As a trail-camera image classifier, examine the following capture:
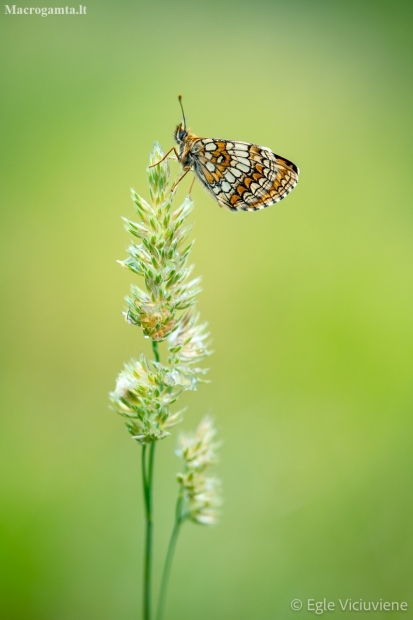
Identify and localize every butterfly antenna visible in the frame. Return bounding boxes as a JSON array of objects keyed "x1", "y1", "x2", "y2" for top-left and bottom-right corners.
[{"x1": 178, "y1": 94, "x2": 187, "y2": 129}]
